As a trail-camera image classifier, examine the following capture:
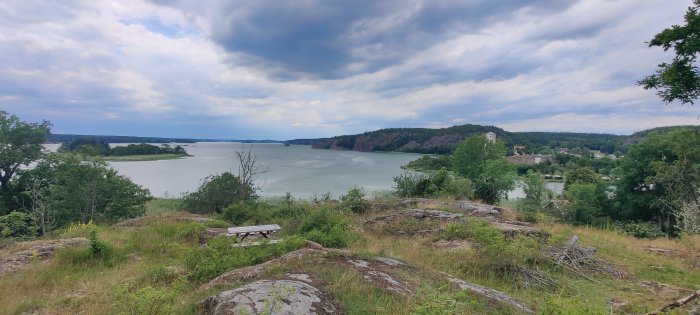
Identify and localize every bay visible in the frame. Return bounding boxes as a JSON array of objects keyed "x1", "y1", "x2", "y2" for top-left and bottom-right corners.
[{"x1": 106, "y1": 142, "x2": 424, "y2": 198}]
